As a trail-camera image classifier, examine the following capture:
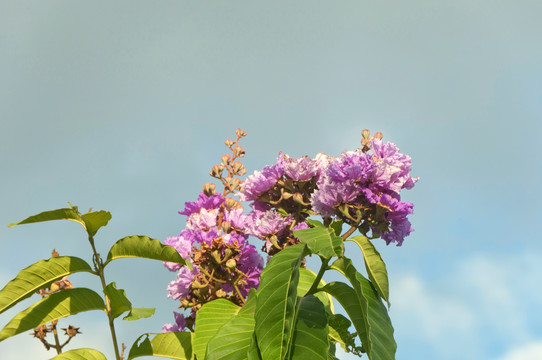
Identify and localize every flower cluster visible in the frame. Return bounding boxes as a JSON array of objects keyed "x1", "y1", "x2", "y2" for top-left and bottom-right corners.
[
  {"x1": 240, "y1": 129, "x2": 418, "y2": 248},
  {"x1": 162, "y1": 129, "x2": 264, "y2": 332},
  {"x1": 162, "y1": 128, "x2": 417, "y2": 332}
]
